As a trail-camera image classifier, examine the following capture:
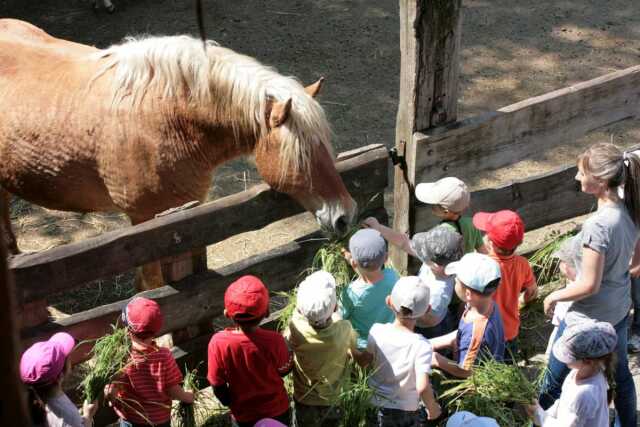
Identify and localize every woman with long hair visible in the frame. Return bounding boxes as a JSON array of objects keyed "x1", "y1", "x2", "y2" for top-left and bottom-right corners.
[{"x1": 539, "y1": 143, "x2": 640, "y2": 427}]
